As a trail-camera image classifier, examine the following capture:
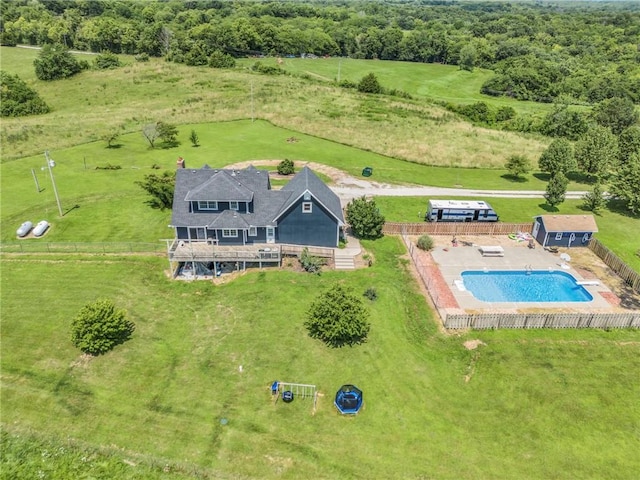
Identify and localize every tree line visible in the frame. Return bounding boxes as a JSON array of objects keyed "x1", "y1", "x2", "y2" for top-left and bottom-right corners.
[{"x1": 1, "y1": 0, "x2": 639, "y2": 105}]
